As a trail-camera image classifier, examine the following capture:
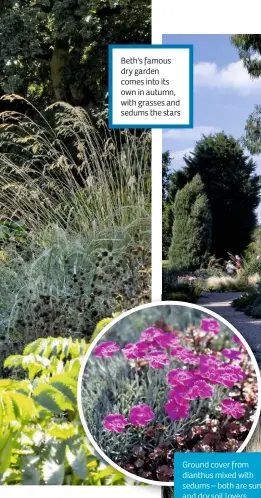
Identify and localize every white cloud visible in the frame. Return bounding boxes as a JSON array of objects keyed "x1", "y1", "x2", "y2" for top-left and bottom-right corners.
[
  {"x1": 194, "y1": 60, "x2": 261, "y2": 94},
  {"x1": 252, "y1": 154, "x2": 261, "y2": 174},
  {"x1": 169, "y1": 147, "x2": 193, "y2": 163},
  {"x1": 163, "y1": 125, "x2": 220, "y2": 140}
]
